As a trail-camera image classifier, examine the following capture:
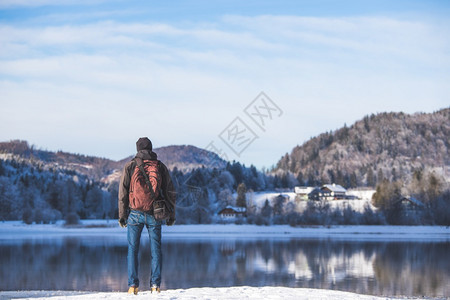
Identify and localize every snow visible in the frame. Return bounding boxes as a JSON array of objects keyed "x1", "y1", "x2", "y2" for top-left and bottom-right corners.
[
  {"x1": 247, "y1": 191, "x2": 378, "y2": 213},
  {"x1": 249, "y1": 189, "x2": 376, "y2": 209},
  {"x1": 101, "y1": 169, "x2": 122, "y2": 184},
  {"x1": 161, "y1": 224, "x2": 450, "y2": 241},
  {"x1": 0, "y1": 286, "x2": 403, "y2": 299},
  {"x1": 68, "y1": 163, "x2": 94, "y2": 169},
  {"x1": 346, "y1": 189, "x2": 376, "y2": 200},
  {"x1": 221, "y1": 205, "x2": 246, "y2": 213},
  {"x1": 325, "y1": 199, "x2": 374, "y2": 213},
  {"x1": 323, "y1": 184, "x2": 347, "y2": 193},
  {"x1": 0, "y1": 153, "x2": 13, "y2": 159},
  {"x1": 0, "y1": 221, "x2": 449, "y2": 241},
  {"x1": 248, "y1": 191, "x2": 297, "y2": 207}
]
